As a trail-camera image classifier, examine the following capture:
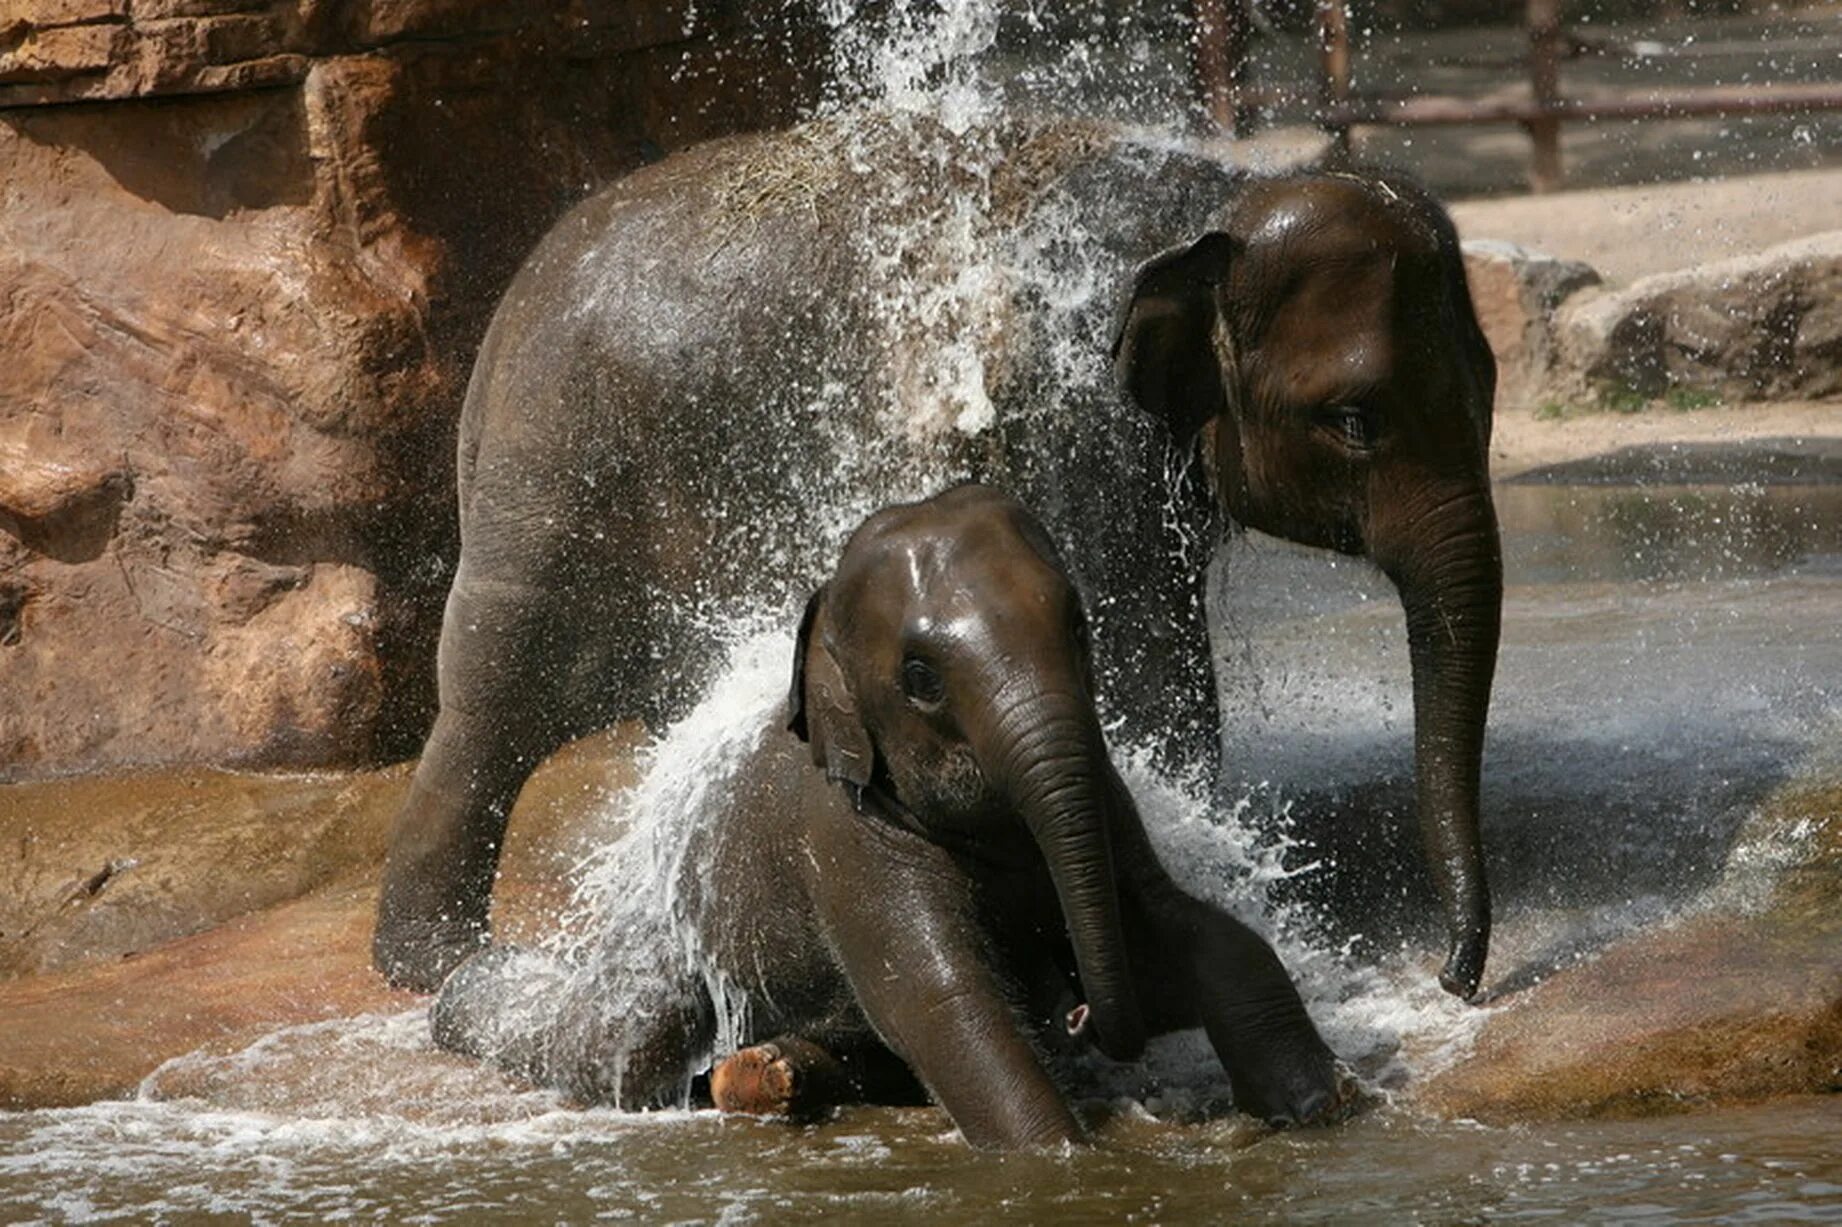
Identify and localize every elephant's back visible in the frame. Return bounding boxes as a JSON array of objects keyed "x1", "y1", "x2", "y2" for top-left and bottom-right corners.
[
  {"x1": 456, "y1": 128, "x2": 860, "y2": 496},
  {"x1": 460, "y1": 108, "x2": 1245, "y2": 473},
  {"x1": 448, "y1": 110, "x2": 1249, "y2": 718}
]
